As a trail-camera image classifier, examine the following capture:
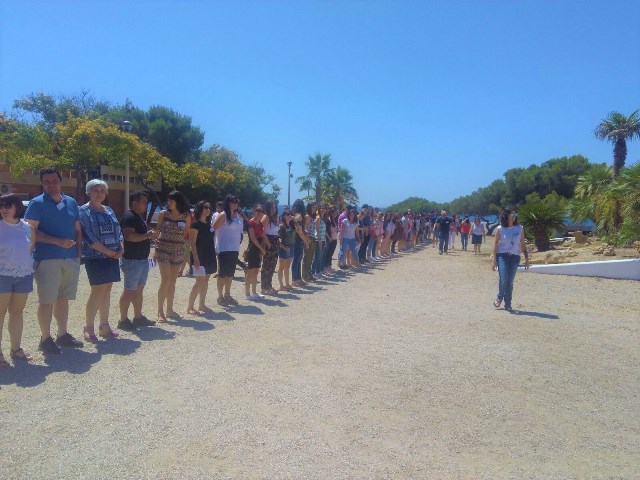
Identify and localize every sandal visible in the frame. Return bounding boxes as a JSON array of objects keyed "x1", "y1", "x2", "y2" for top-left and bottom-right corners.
[
  {"x1": 157, "y1": 314, "x2": 168, "y2": 323},
  {"x1": 98, "y1": 324, "x2": 120, "y2": 338},
  {"x1": 187, "y1": 307, "x2": 200, "y2": 315},
  {"x1": 493, "y1": 299, "x2": 502, "y2": 308},
  {"x1": 83, "y1": 327, "x2": 99, "y2": 343},
  {"x1": 167, "y1": 311, "x2": 182, "y2": 320},
  {"x1": 0, "y1": 355, "x2": 10, "y2": 368},
  {"x1": 10, "y1": 348, "x2": 33, "y2": 362}
]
